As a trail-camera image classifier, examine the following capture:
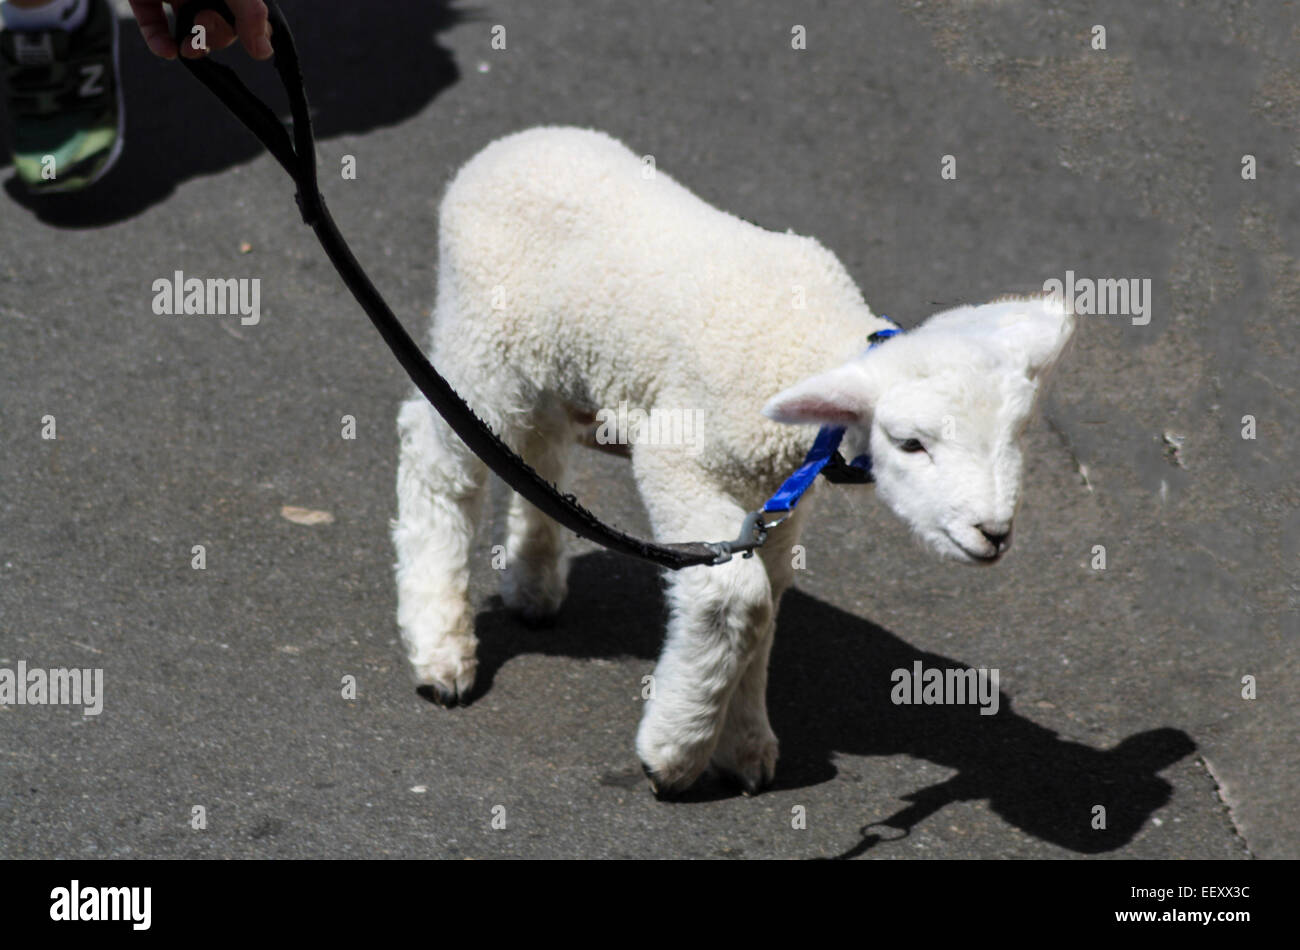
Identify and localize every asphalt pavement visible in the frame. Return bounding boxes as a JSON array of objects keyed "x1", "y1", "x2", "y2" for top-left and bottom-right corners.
[{"x1": 0, "y1": 0, "x2": 1295, "y2": 858}]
